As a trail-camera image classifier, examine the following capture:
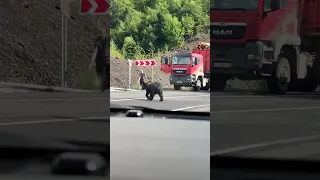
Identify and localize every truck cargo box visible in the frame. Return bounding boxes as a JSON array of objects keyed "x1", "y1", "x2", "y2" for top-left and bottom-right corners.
[
  {"x1": 192, "y1": 50, "x2": 210, "y2": 74},
  {"x1": 300, "y1": 0, "x2": 320, "y2": 35}
]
